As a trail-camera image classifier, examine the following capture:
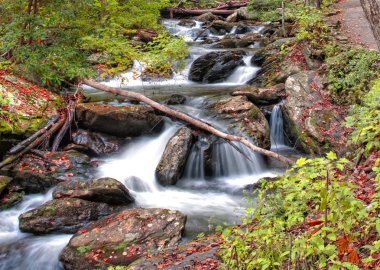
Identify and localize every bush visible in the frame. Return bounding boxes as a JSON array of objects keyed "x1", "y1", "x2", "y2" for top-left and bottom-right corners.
[{"x1": 327, "y1": 48, "x2": 380, "y2": 105}]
